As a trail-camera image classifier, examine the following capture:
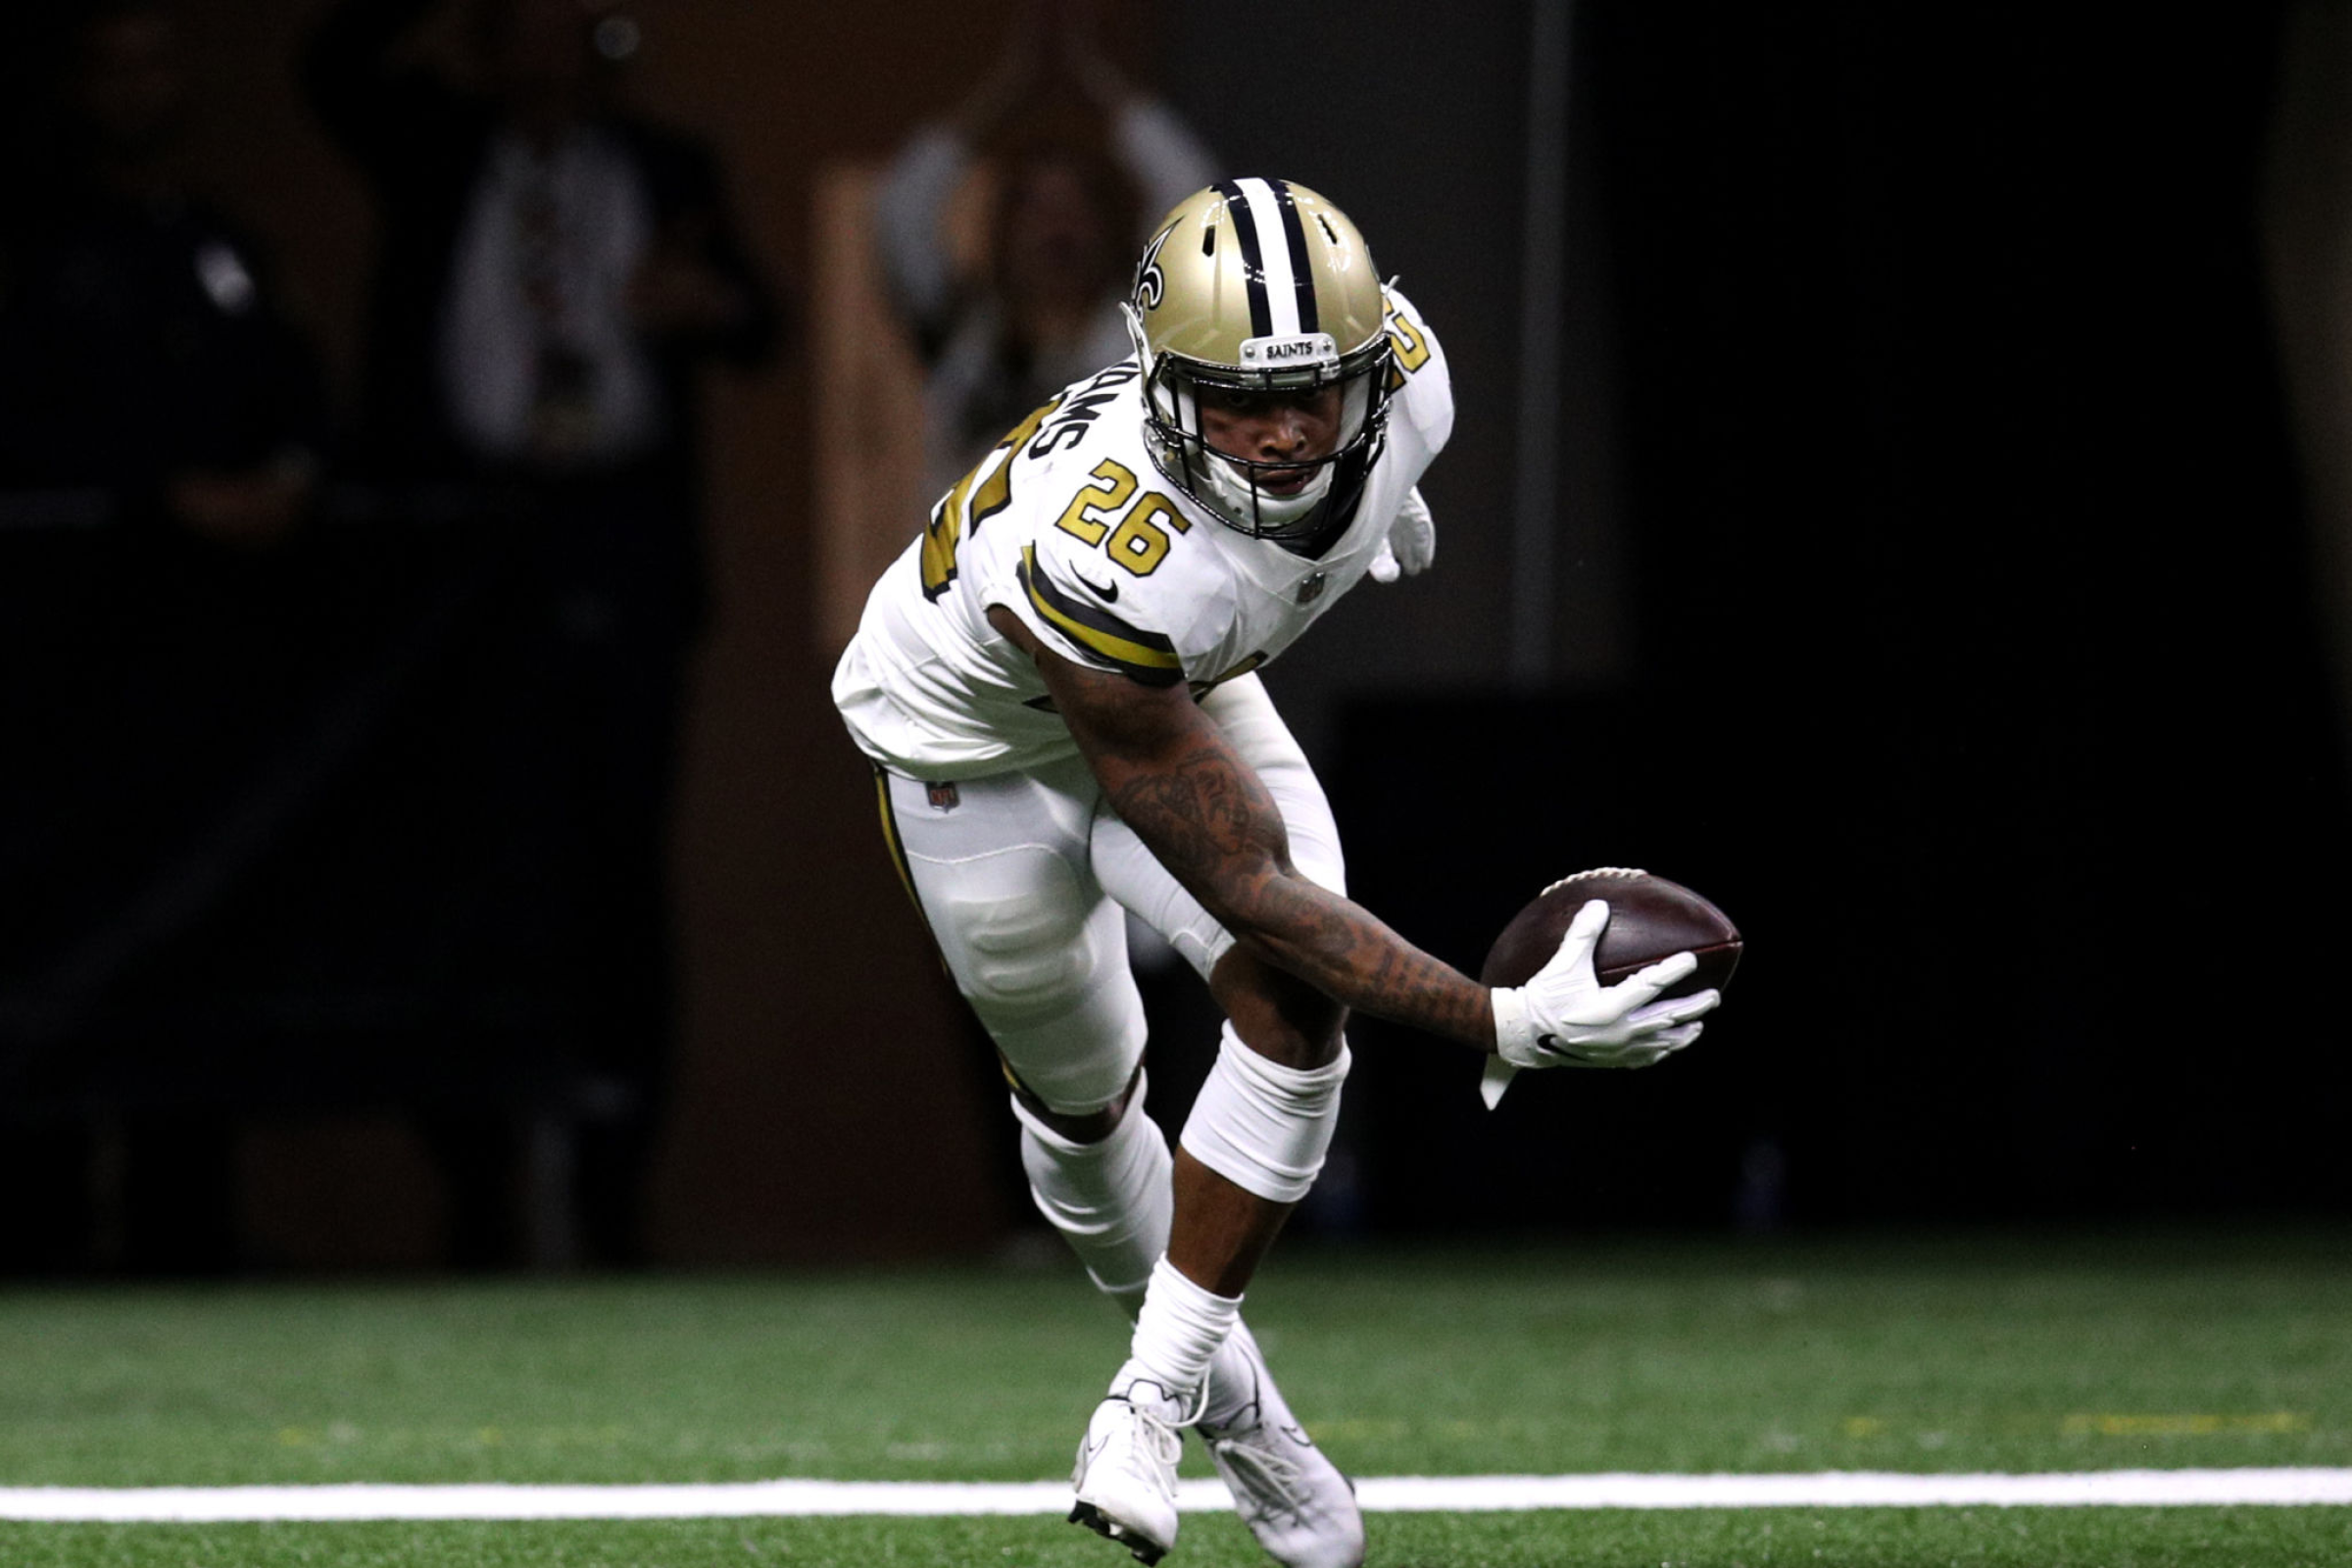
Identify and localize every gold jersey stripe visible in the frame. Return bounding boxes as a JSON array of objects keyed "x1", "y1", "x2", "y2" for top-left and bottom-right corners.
[
  {"x1": 970, "y1": 397, "x2": 1060, "y2": 530},
  {"x1": 1019, "y1": 546, "x2": 1185, "y2": 683},
  {"x1": 921, "y1": 397, "x2": 1061, "y2": 600},
  {"x1": 871, "y1": 765, "x2": 920, "y2": 907},
  {"x1": 870, "y1": 765, "x2": 959, "y2": 983}
]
